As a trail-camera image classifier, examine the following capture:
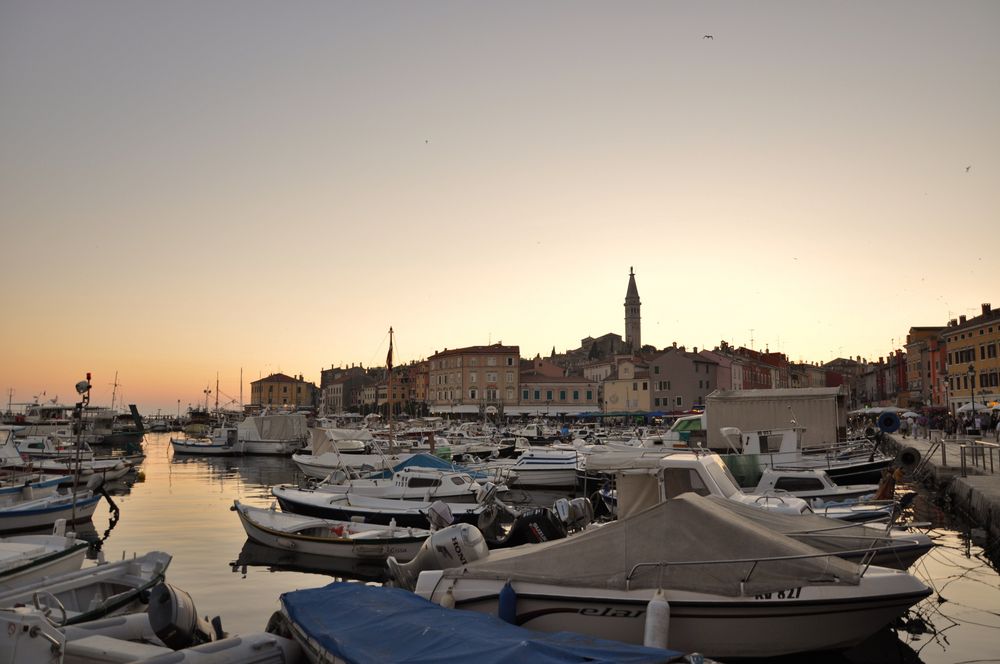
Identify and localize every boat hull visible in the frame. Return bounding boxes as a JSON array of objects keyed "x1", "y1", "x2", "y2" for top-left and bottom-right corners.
[
  {"x1": 0, "y1": 493, "x2": 101, "y2": 534},
  {"x1": 418, "y1": 571, "x2": 931, "y2": 659}
]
